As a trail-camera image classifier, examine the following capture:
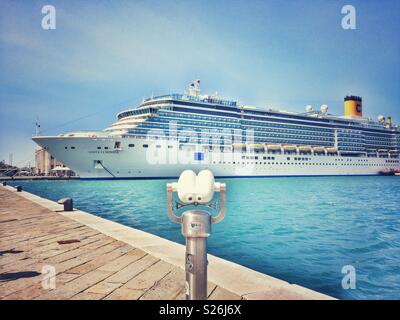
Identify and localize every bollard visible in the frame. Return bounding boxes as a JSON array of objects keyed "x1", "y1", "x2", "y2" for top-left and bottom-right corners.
[
  {"x1": 2, "y1": 181, "x2": 6, "y2": 186},
  {"x1": 167, "y1": 170, "x2": 226, "y2": 300},
  {"x1": 58, "y1": 198, "x2": 73, "y2": 211},
  {"x1": 15, "y1": 185, "x2": 22, "y2": 192}
]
